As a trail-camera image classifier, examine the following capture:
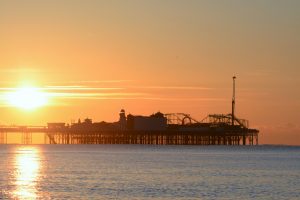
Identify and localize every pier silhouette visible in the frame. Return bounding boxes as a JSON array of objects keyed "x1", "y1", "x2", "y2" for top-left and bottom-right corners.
[
  {"x1": 0, "y1": 111, "x2": 258, "y2": 145},
  {"x1": 0, "y1": 77, "x2": 258, "y2": 145}
]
